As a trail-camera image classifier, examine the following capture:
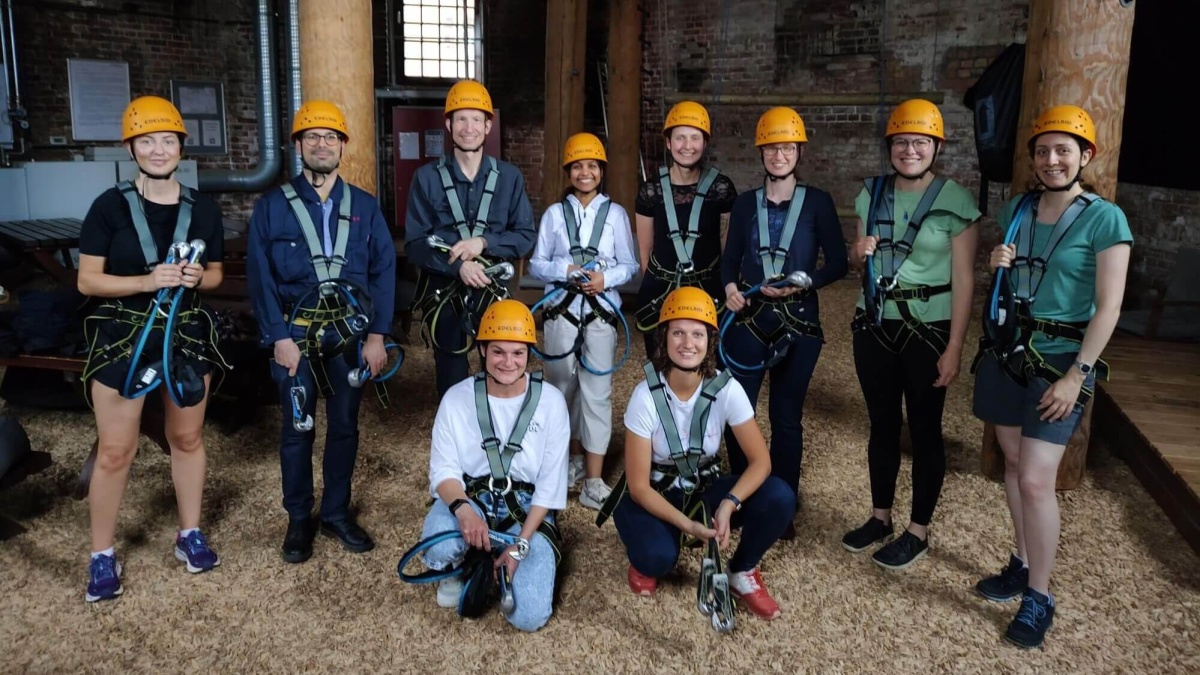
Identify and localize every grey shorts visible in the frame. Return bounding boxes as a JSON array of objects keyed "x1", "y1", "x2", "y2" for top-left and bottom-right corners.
[{"x1": 972, "y1": 350, "x2": 1093, "y2": 446}]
